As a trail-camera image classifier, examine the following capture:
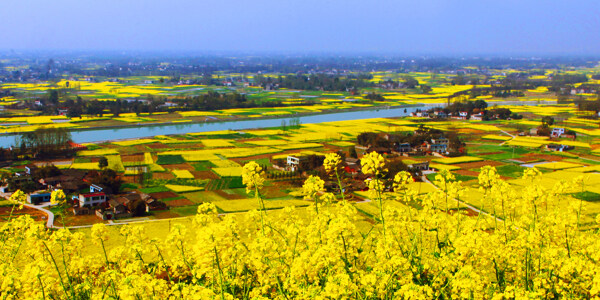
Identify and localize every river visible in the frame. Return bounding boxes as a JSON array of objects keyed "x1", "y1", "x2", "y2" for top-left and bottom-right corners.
[{"x1": 0, "y1": 100, "x2": 555, "y2": 148}]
